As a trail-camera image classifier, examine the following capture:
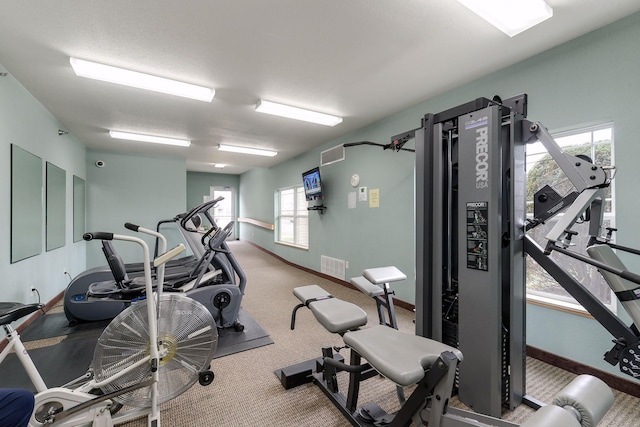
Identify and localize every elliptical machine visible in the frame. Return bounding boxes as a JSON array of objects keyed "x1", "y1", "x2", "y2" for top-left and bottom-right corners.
[{"x1": 63, "y1": 199, "x2": 246, "y2": 331}]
